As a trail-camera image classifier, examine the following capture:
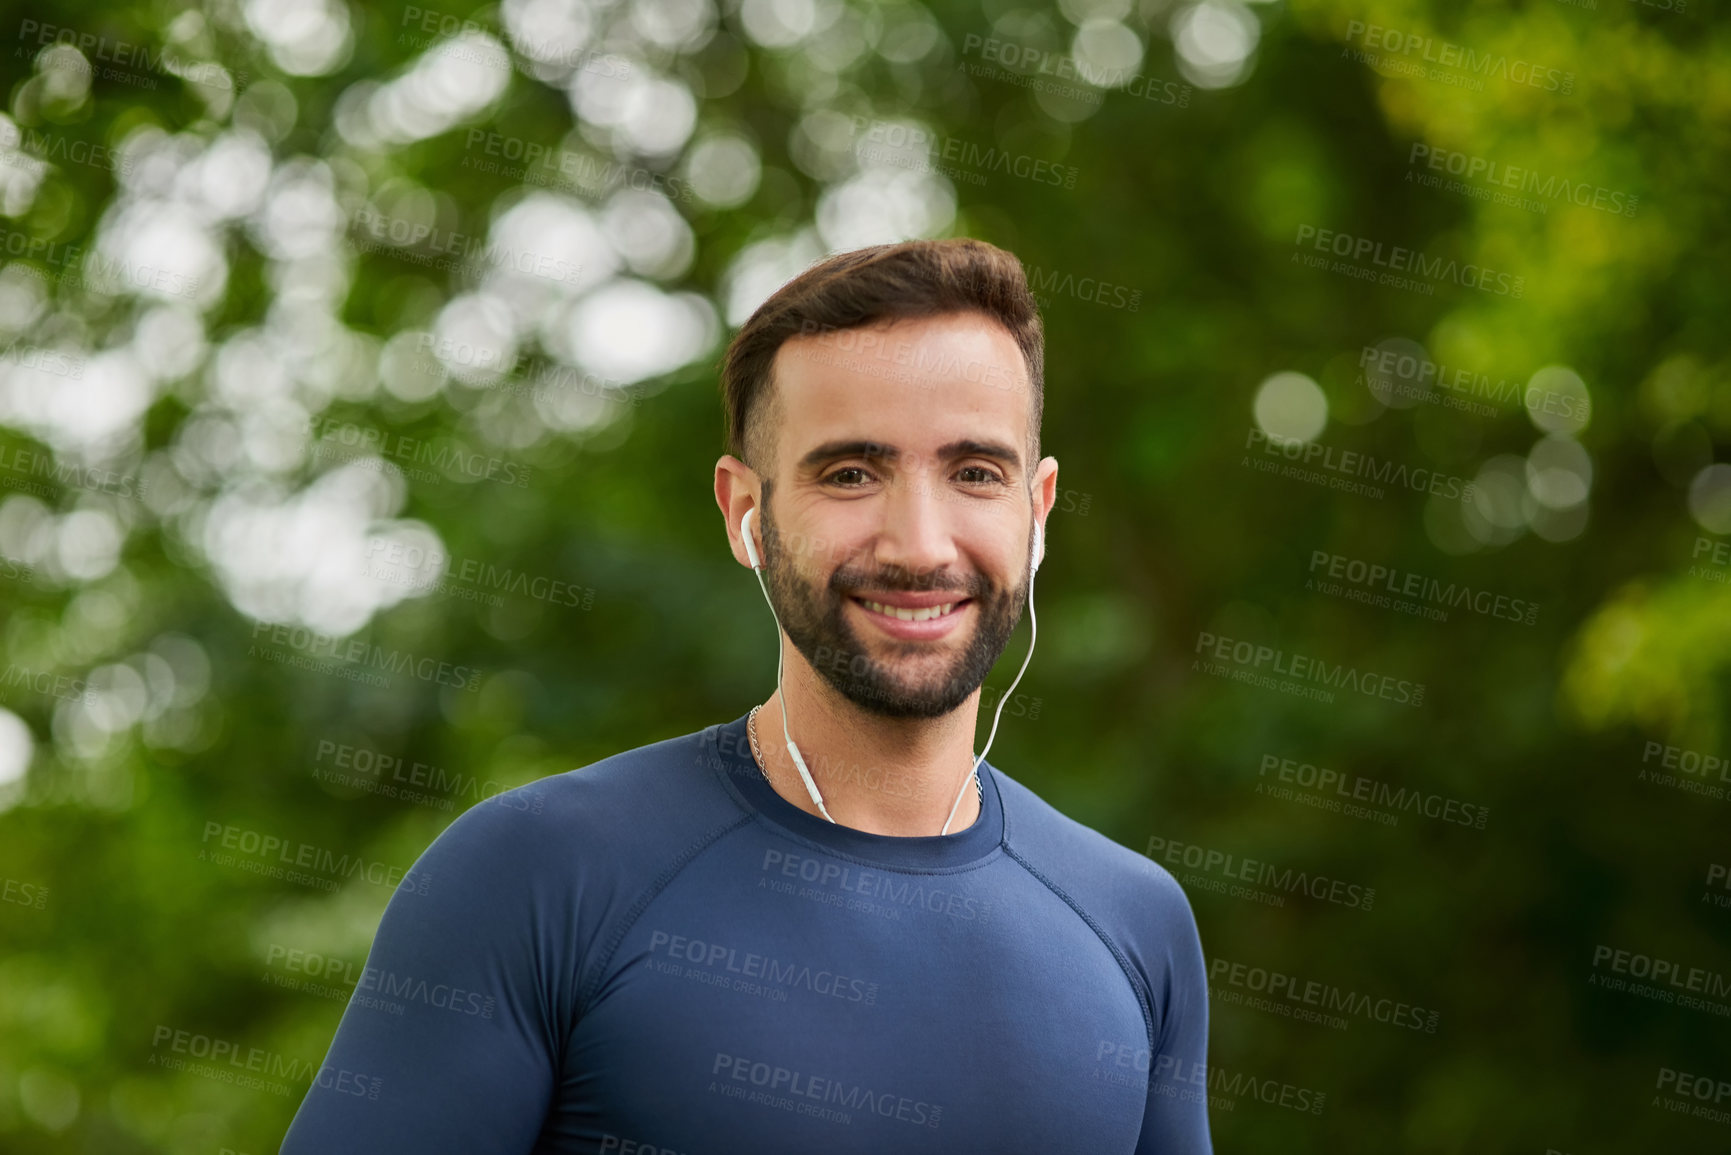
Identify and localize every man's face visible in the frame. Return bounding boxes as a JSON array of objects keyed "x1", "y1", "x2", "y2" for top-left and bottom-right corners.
[{"x1": 754, "y1": 311, "x2": 1048, "y2": 719}]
